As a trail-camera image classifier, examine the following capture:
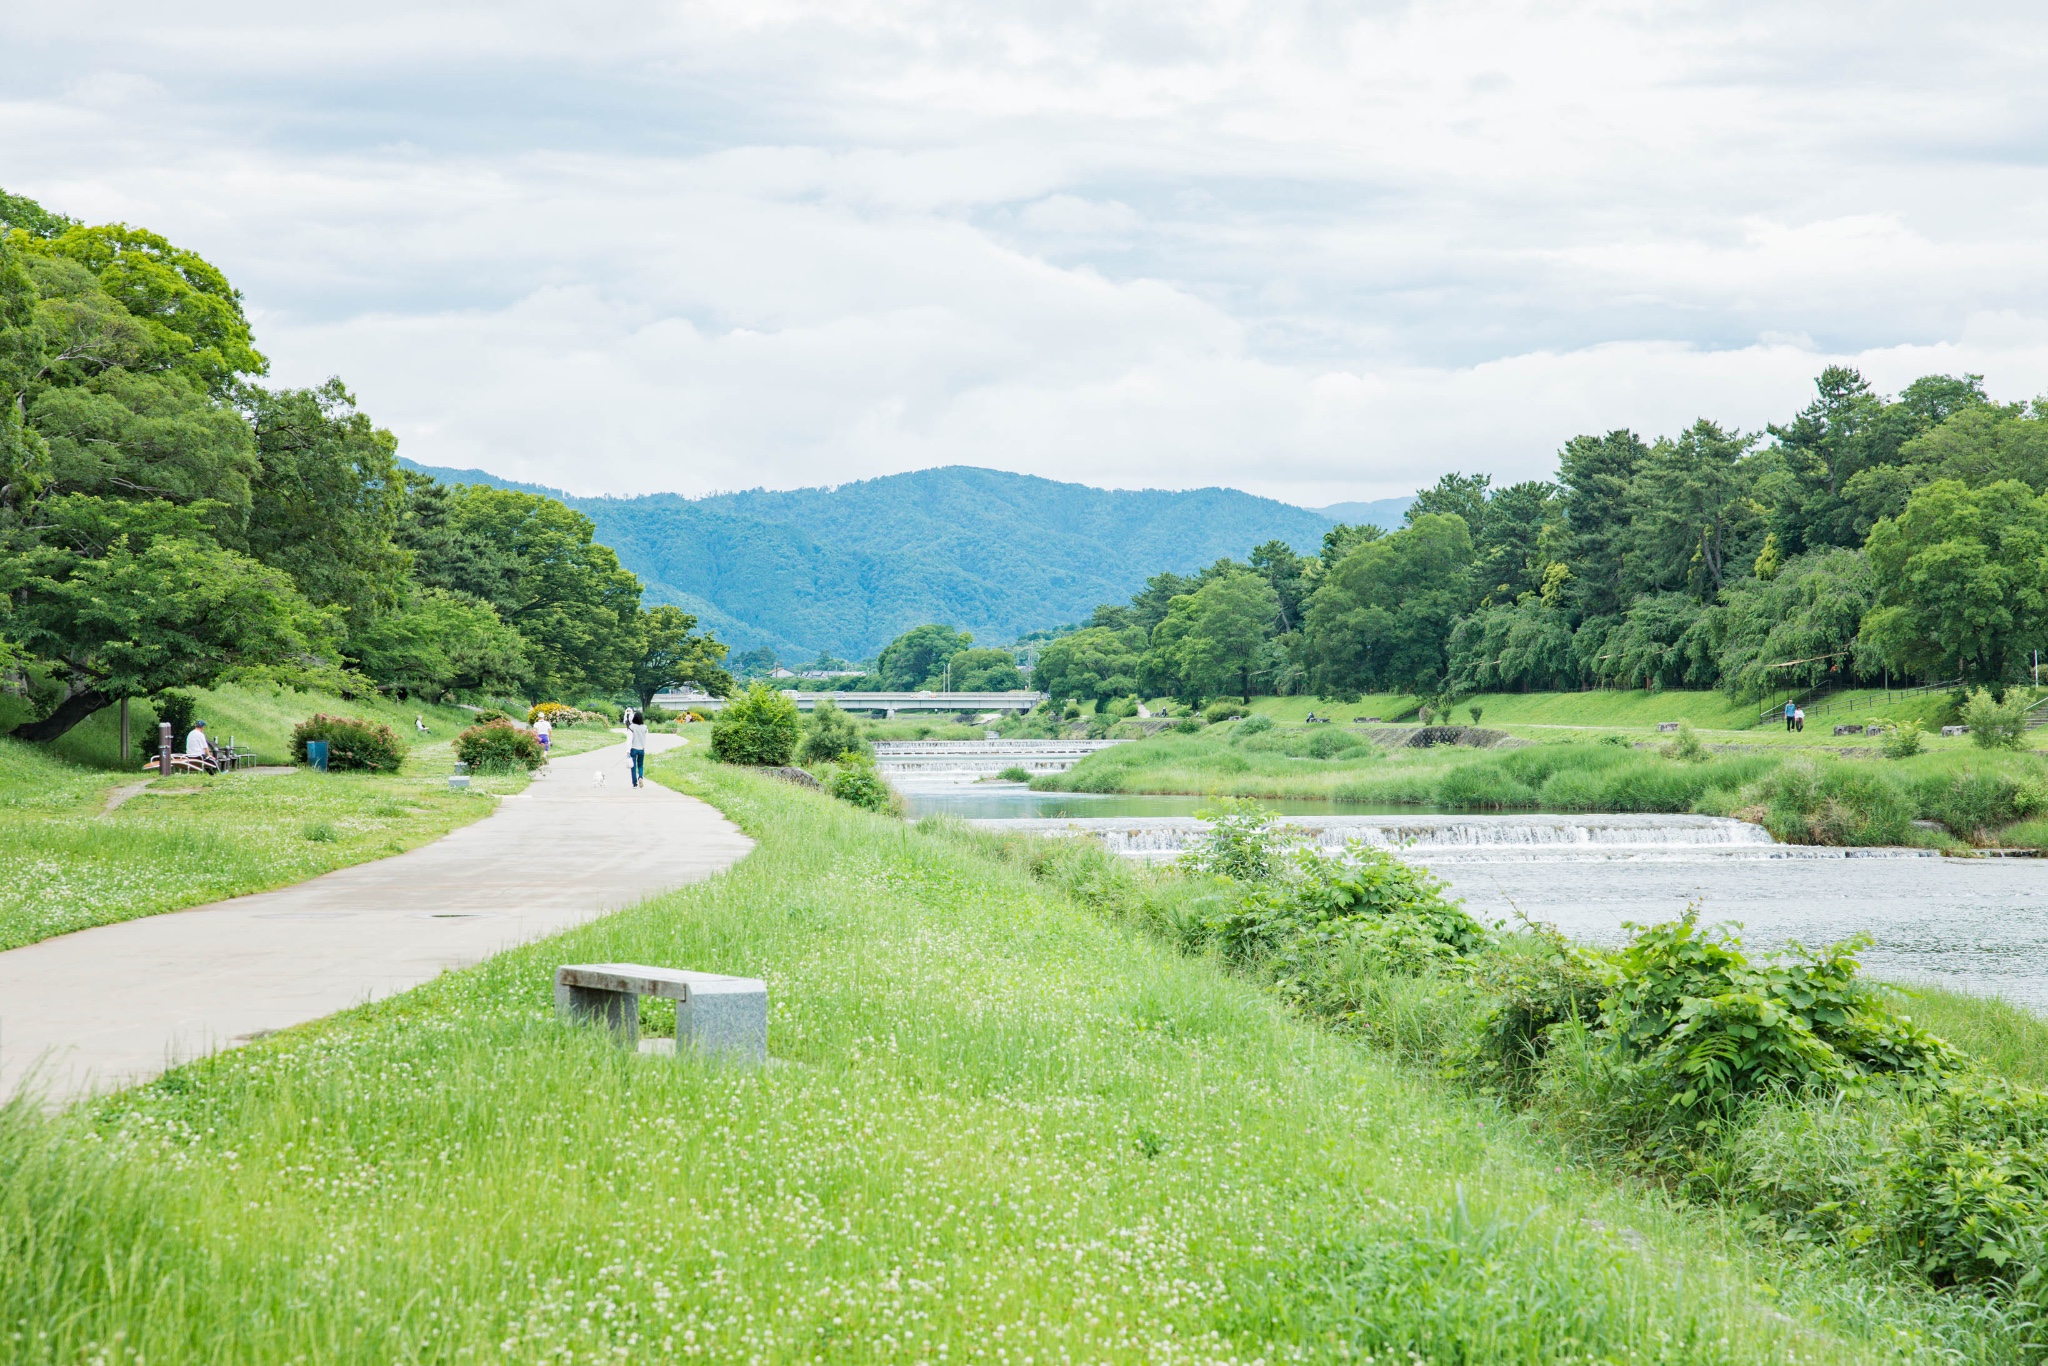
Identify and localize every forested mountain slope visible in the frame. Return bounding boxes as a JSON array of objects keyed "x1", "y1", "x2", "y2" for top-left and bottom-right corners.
[{"x1": 399, "y1": 462, "x2": 1384, "y2": 658}]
